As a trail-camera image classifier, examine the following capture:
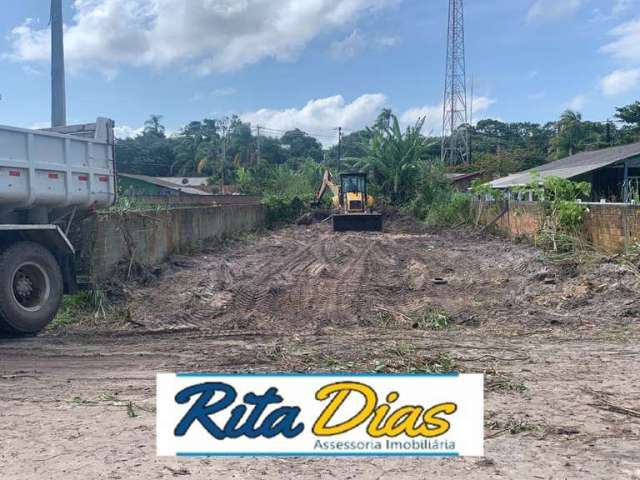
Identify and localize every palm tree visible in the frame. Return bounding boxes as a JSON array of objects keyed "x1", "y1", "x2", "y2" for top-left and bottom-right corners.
[
  {"x1": 356, "y1": 113, "x2": 427, "y2": 204},
  {"x1": 372, "y1": 109, "x2": 393, "y2": 131},
  {"x1": 551, "y1": 110, "x2": 584, "y2": 158},
  {"x1": 144, "y1": 115, "x2": 165, "y2": 137}
]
